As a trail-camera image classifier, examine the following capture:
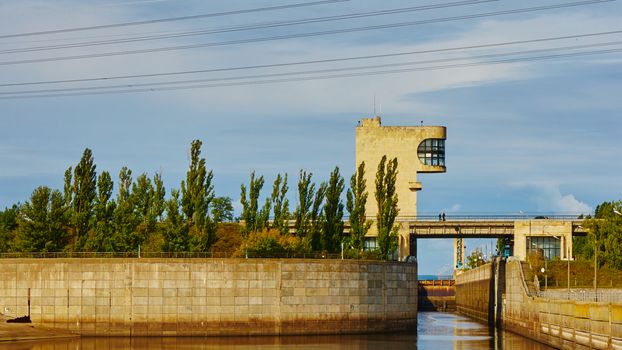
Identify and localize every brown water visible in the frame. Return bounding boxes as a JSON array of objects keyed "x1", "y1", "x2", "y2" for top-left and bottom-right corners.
[{"x1": 0, "y1": 312, "x2": 554, "y2": 350}]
